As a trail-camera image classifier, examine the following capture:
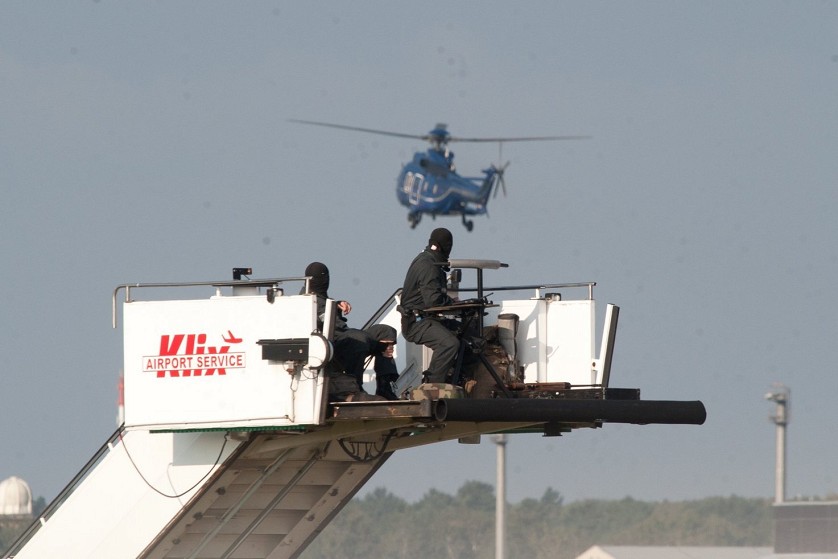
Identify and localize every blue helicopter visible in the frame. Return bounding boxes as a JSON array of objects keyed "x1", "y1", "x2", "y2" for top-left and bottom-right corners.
[{"x1": 290, "y1": 119, "x2": 588, "y2": 231}]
